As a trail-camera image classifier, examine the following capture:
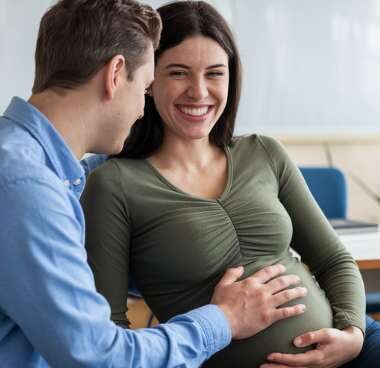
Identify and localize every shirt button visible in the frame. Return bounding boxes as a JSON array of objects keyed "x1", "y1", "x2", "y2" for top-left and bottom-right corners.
[
  {"x1": 73, "y1": 178, "x2": 82, "y2": 186},
  {"x1": 63, "y1": 179, "x2": 70, "y2": 187}
]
